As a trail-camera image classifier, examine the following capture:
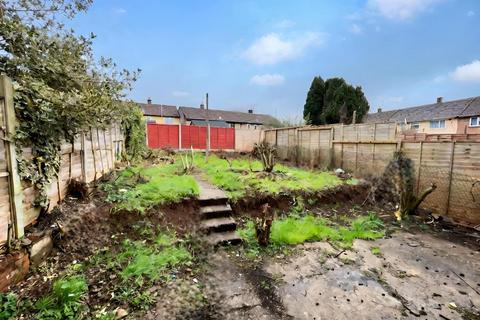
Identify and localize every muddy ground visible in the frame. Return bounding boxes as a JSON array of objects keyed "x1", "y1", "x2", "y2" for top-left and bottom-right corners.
[{"x1": 9, "y1": 179, "x2": 480, "y2": 319}]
